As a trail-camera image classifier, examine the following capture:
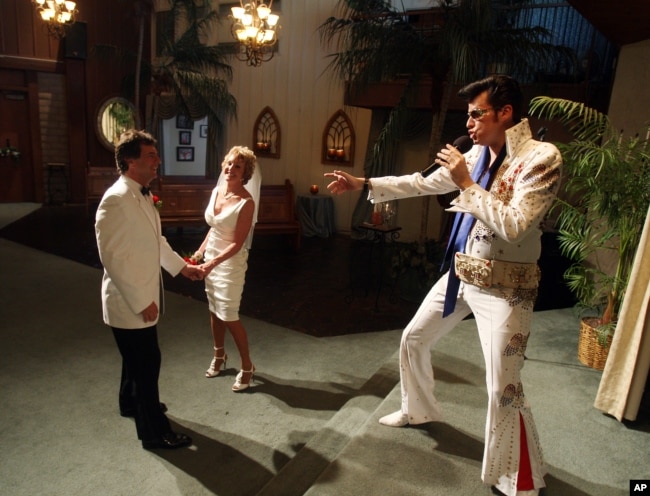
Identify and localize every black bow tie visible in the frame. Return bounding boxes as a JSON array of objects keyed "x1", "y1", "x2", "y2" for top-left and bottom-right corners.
[{"x1": 140, "y1": 186, "x2": 151, "y2": 196}]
